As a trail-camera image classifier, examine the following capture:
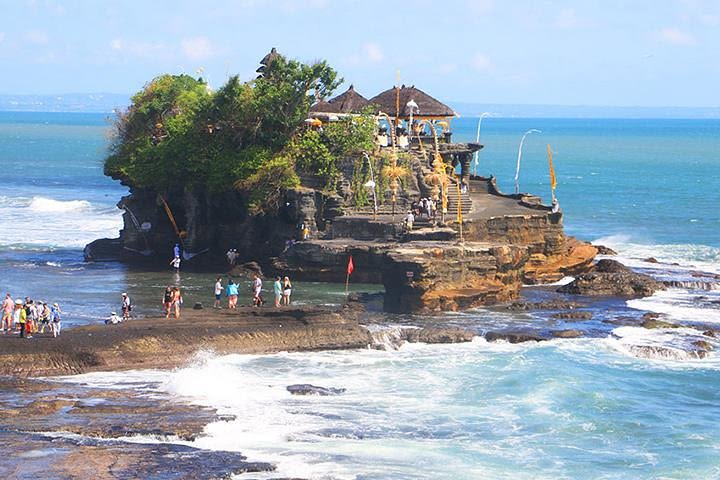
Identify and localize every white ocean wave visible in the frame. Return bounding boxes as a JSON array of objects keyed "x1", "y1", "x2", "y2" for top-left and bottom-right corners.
[
  {"x1": 0, "y1": 195, "x2": 122, "y2": 249},
  {"x1": 592, "y1": 234, "x2": 720, "y2": 275},
  {"x1": 28, "y1": 196, "x2": 92, "y2": 213},
  {"x1": 608, "y1": 325, "x2": 719, "y2": 363},
  {"x1": 627, "y1": 289, "x2": 720, "y2": 324}
]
